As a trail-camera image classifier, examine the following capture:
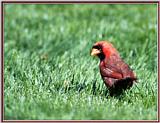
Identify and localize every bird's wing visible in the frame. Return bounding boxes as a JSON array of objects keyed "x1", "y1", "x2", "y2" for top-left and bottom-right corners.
[
  {"x1": 100, "y1": 55, "x2": 135, "y2": 79},
  {"x1": 100, "y1": 66, "x2": 123, "y2": 79}
]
